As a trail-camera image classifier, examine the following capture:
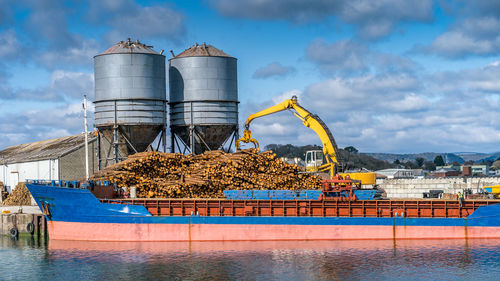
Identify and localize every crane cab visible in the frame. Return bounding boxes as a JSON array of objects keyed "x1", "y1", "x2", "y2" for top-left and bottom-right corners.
[{"x1": 305, "y1": 150, "x2": 324, "y2": 172}]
